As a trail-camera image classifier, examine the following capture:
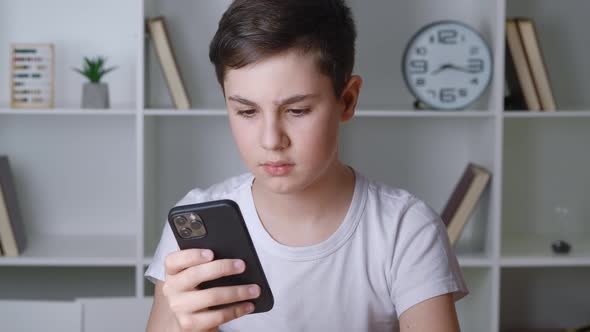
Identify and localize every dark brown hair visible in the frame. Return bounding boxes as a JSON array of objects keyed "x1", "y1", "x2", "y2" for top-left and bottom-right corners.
[{"x1": 209, "y1": 0, "x2": 357, "y2": 97}]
